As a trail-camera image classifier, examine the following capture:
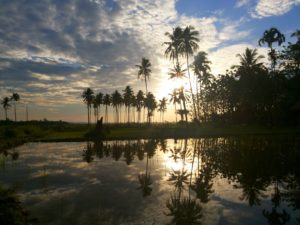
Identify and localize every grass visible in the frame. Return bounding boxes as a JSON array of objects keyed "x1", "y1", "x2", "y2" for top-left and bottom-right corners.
[{"x1": 0, "y1": 120, "x2": 299, "y2": 150}]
